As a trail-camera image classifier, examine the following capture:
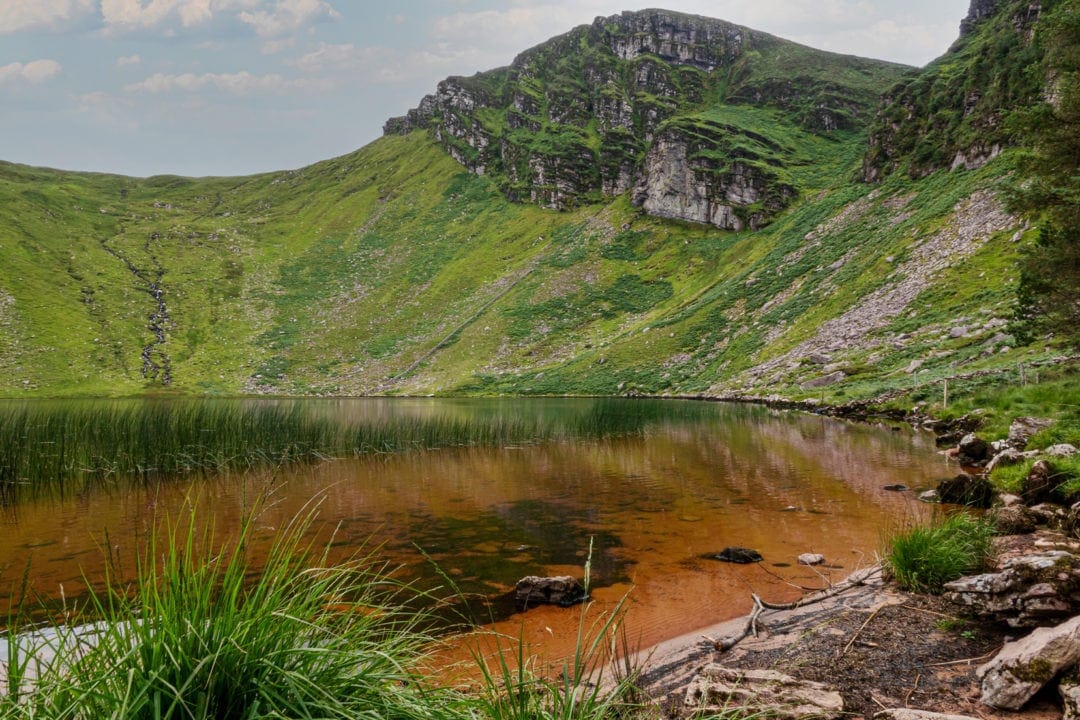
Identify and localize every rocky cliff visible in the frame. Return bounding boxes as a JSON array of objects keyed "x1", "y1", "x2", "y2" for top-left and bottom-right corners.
[
  {"x1": 385, "y1": 9, "x2": 908, "y2": 229},
  {"x1": 862, "y1": 0, "x2": 1052, "y2": 181}
]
